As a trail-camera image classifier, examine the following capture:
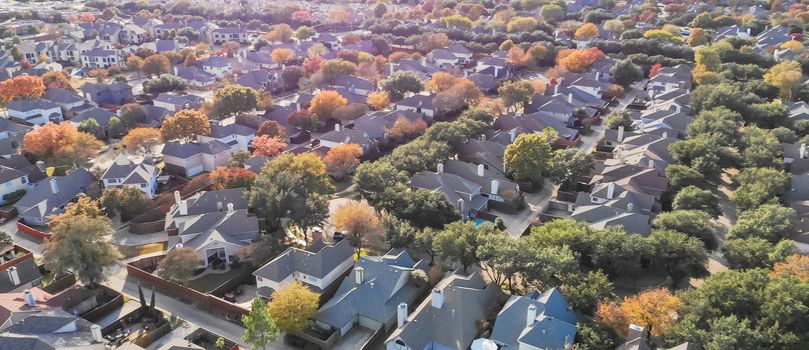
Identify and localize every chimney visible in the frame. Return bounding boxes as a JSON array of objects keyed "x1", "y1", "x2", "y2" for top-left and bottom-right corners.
[
  {"x1": 491, "y1": 180, "x2": 499, "y2": 195},
  {"x1": 628, "y1": 324, "x2": 646, "y2": 340},
  {"x1": 35, "y1": 160, "x2": 45, "y2": 172},
  {"x1": 335, "y1": 123, "x2": 341, "y2": 132},
  {"x1": 227, "y1": 202, "x2": 234, "y2": 213},
  {"x1": 389, "y1": 62, "x2": 394, "y2": 75},
  {"x1": 627, "y1": 202, "x2": 634, "y2": 212},
  {"x1": 49, "y1": 178, "x2": 59, "y2": 194},
  {"x1": 174, "y1": 190, "x2": 182, "y2": 204},
  {"x1": 296, "y1": 103, "x2": 301, "y2": 112},
  {"x1": 648, "y1": 159, "x2": 655, "y2": 169},
  {"x1": 553, "y1": 84, "x2": 558, "y2": 95},
  {"x1": 178, "y1": 200, "x2": 188, "y2": 216},
  {"x1": 477, "y1": 164, "x2": 485, "y2": 177},
  {"x1": 431, "y1": 288, "x2": 444, "y2": 309},
  {"x1": 397, "y1": 302, "x2": 408, "y2": 328},
  {"x1": 8, "y1": 266, "x2": 20, "y2": 286},
  {"x1": 638, "y1": 121, "x2": 645, "y2": 133},
  {"x1": 801, "y1": 143, "x2": 806, "y2": 159},
  {"x1": 91, "y1": 324, "x2": 103, "y2": 343},
  {"x1": 509, "y1": 129, "x2": 516, "y2": 143},
  {"x1": 217, "y1": 201, "x2": 223, "y2": 211},
  {"x1": 607, "y1": 182, "x2": 615, "y2": 199},
  {"x1": 23, "y1": 290, "x2": 36, "y2": 307},
  {"x1": 437, "y1": 163, "x2": 444, "y2": 173},
  {"x1": 662, "y1": 132, "x2": 668, "y2": 139},
  {"x1": 595, "y1": 71, "x2": 601, "y2": 80},
  {"x1": 617, "y1": 126, "x2": 624, "y2": 142},
  {"x1": 457, "y1": 199, "x2": 466, "y2": 220},
  {"x1": 567, "y1": 93, "x2": 573, "y2": 103},
  {"x1": 526, "y1": 304, "x2": 537, "y2": 327},
  {"x1": 354, "y1": 266, "x2": 364, "y2": 284}
]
